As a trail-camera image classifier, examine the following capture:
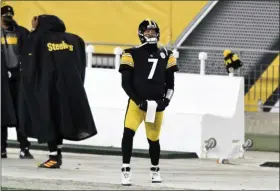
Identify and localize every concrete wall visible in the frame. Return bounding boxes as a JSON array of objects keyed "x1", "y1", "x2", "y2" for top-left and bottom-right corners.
[
  {"x1": 245, "y1": 112, "x2": 279, "y2": 136},
  {"x1": 245, "y1": 112, "x2": 279, "y2": 152},
  {"x1": 7, "y1": 69, "x2": 279, "y2": 153}
]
